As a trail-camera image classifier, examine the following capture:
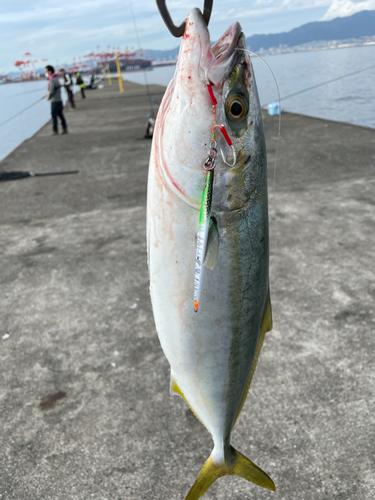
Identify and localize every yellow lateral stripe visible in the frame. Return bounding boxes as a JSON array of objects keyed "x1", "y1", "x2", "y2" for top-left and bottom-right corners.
[{"x1": 233, "y1": 292, "x2": 273, "y2": 426}]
